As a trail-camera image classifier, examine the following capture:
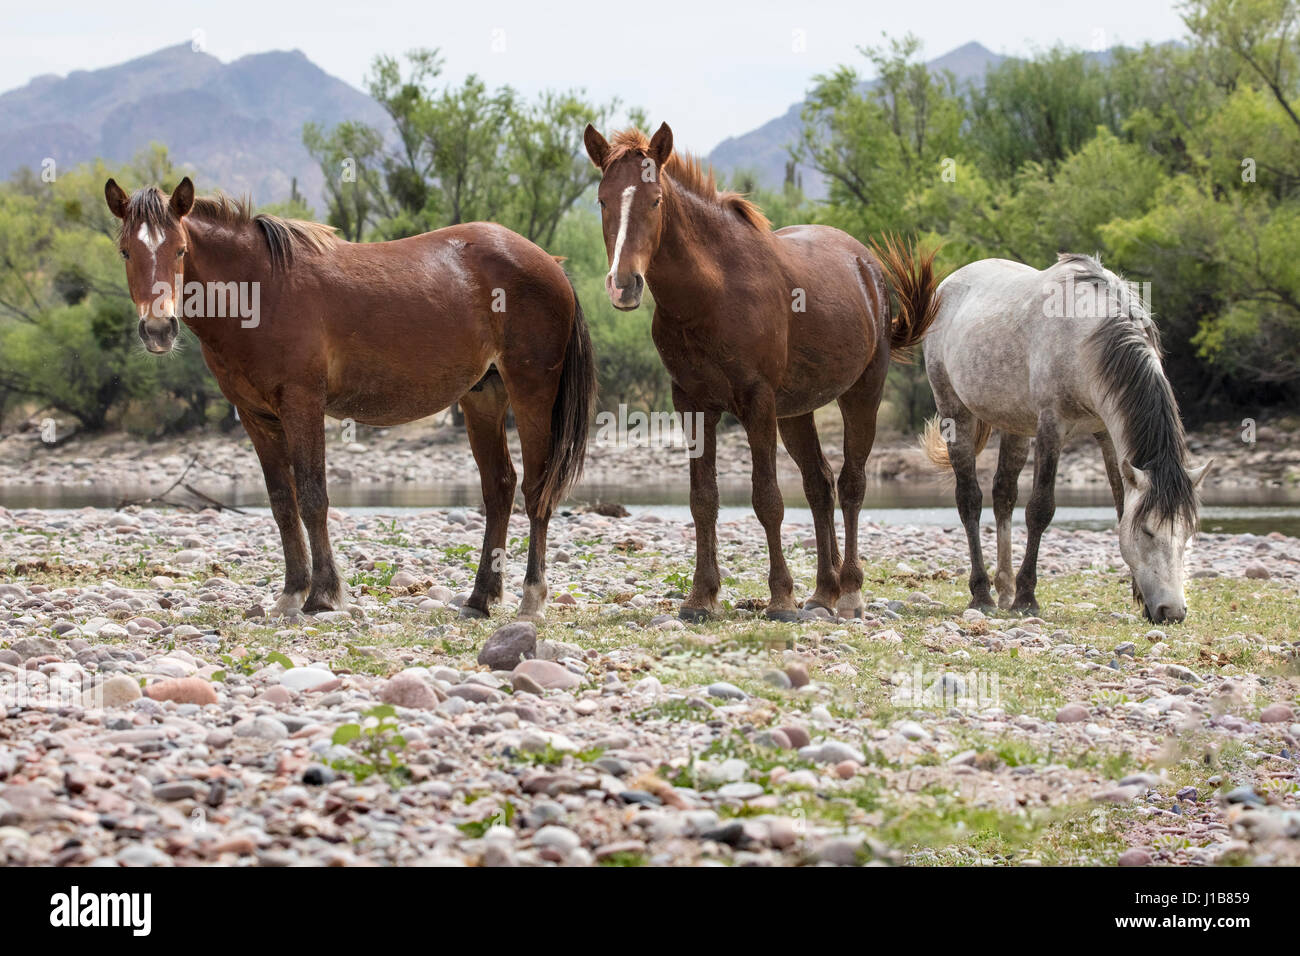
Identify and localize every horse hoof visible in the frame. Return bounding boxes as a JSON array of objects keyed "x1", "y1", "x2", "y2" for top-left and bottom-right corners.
[
  {"x1": 765, "y1": 608, "x2": 799, "y2": 623},
  {"x1": 459, "y1": 604, "x2": 490, "y2": 620},
  {"x1": 679, "y1": 606, "x2": 714, "y2": 623}
]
